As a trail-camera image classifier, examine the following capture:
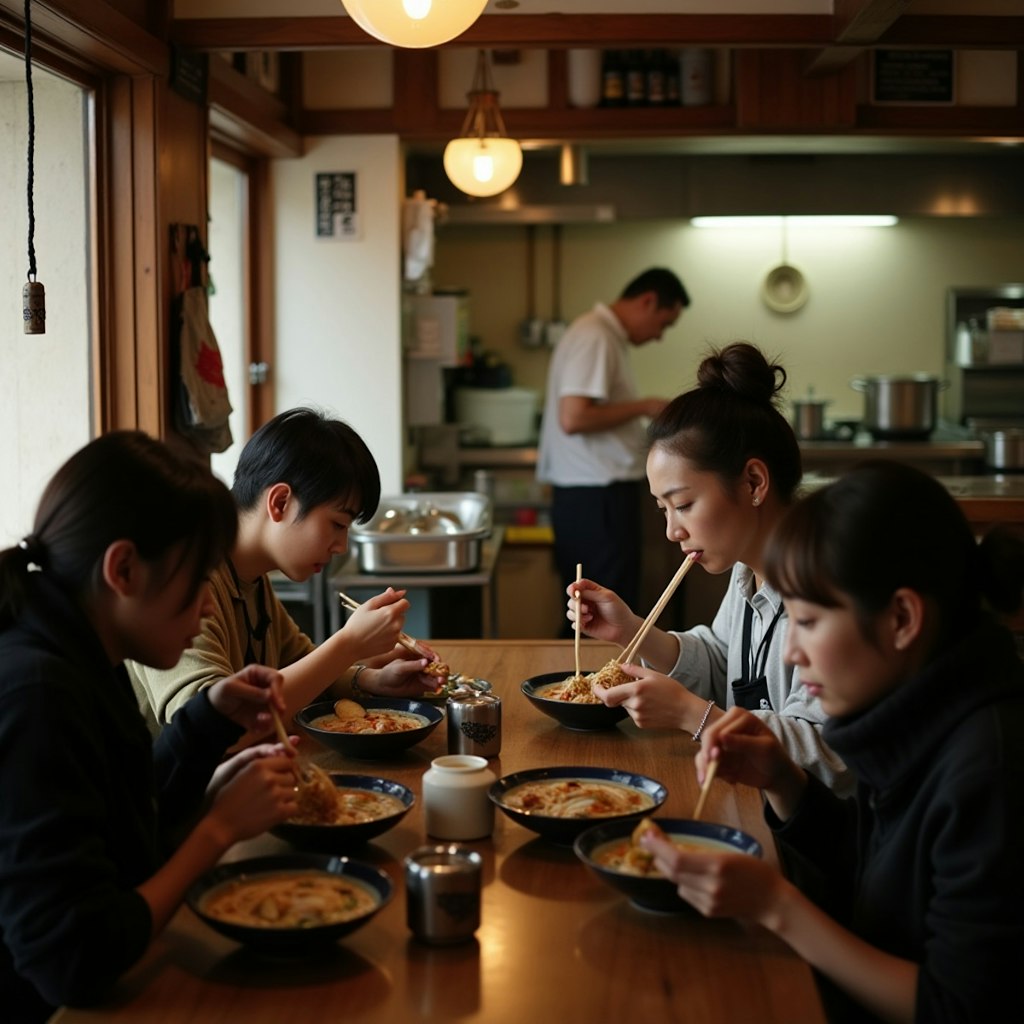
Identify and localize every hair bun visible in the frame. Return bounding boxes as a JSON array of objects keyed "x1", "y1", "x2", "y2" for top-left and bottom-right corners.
[{"x1": 696, "y1": 341, "x2": 787, "y2": 407}]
